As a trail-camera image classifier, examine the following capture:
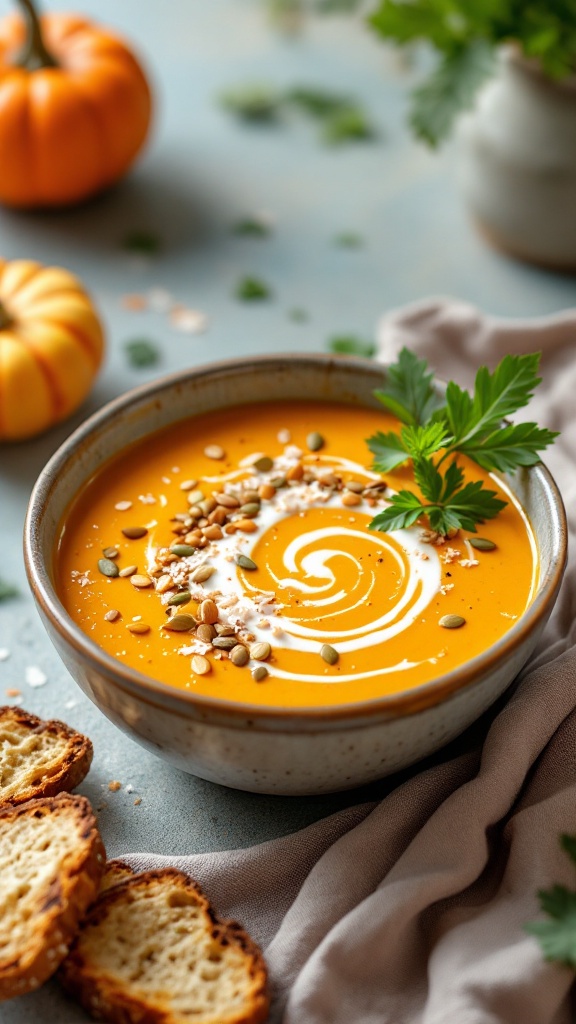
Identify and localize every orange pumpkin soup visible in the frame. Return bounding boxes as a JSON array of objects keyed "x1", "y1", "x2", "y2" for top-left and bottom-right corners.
[{"x1": 56, "y1": 401, "x2": 537, "y2": 709}]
